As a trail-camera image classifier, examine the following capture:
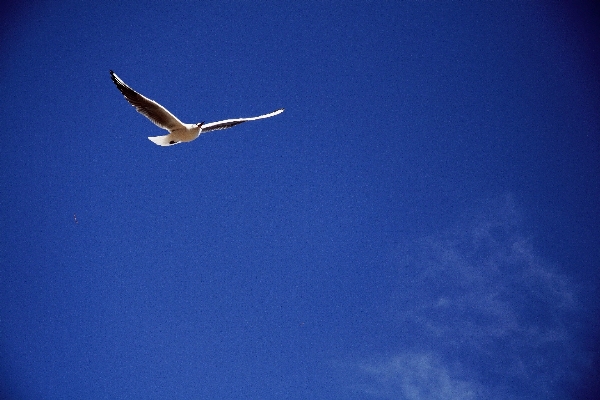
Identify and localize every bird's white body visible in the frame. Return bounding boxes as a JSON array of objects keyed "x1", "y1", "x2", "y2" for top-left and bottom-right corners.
[
  {"x1": 147, "y1": 123, "x2": 202, "y2": 146},
  {"x1": 110, "y1": 70, "x2": 284, "y2": 146}
]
